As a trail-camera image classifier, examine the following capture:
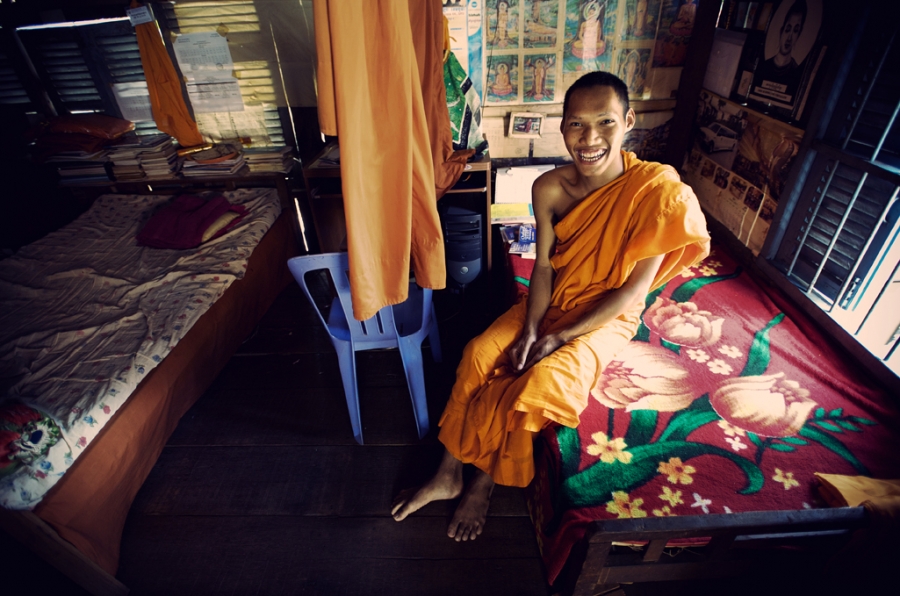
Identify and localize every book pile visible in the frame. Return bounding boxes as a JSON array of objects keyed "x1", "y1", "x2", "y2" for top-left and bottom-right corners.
[
  {"x1": 500, "y1": 223, "x2": 537, "y2": 260},
  {"x1": 243, "y1": 146, "x2": 295, "y2": 173},
  {"x1": 182, "y1": 144, "x2": 246, "y2": 178},
  {"x1": 106, "y1": 134, "x2": 178, "y2": 181},
  {"x1": 46, "y1": 150, "x2": 111, "y2": 184}
]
